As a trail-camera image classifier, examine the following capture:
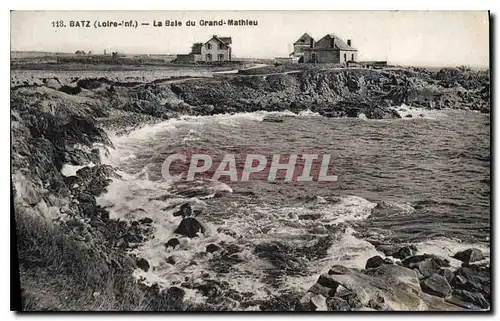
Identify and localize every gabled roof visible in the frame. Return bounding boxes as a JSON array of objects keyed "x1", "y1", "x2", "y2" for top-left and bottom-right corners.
[
  {"x1": 219, "y1": 37, "x2": 232, "y2": 45},
  {"x1": 318, "y1": 33, "x2": 357, "y2": 51},
  {"x1": 294, "y1": 33, "x2": 314, "y2": 45},
  {"x1": 204, "y1": 35, "x2": 232, "y2": 48}
]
